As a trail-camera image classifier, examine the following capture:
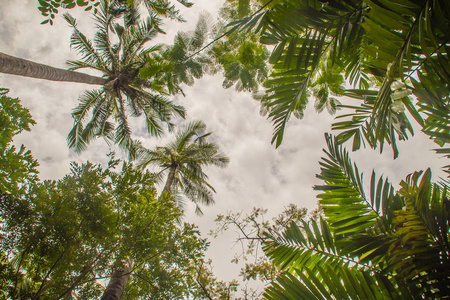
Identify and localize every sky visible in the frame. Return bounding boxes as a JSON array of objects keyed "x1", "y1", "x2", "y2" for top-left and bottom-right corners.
[{"x1": 1, "y1": 0, "x2": 447, "y2": 295}]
